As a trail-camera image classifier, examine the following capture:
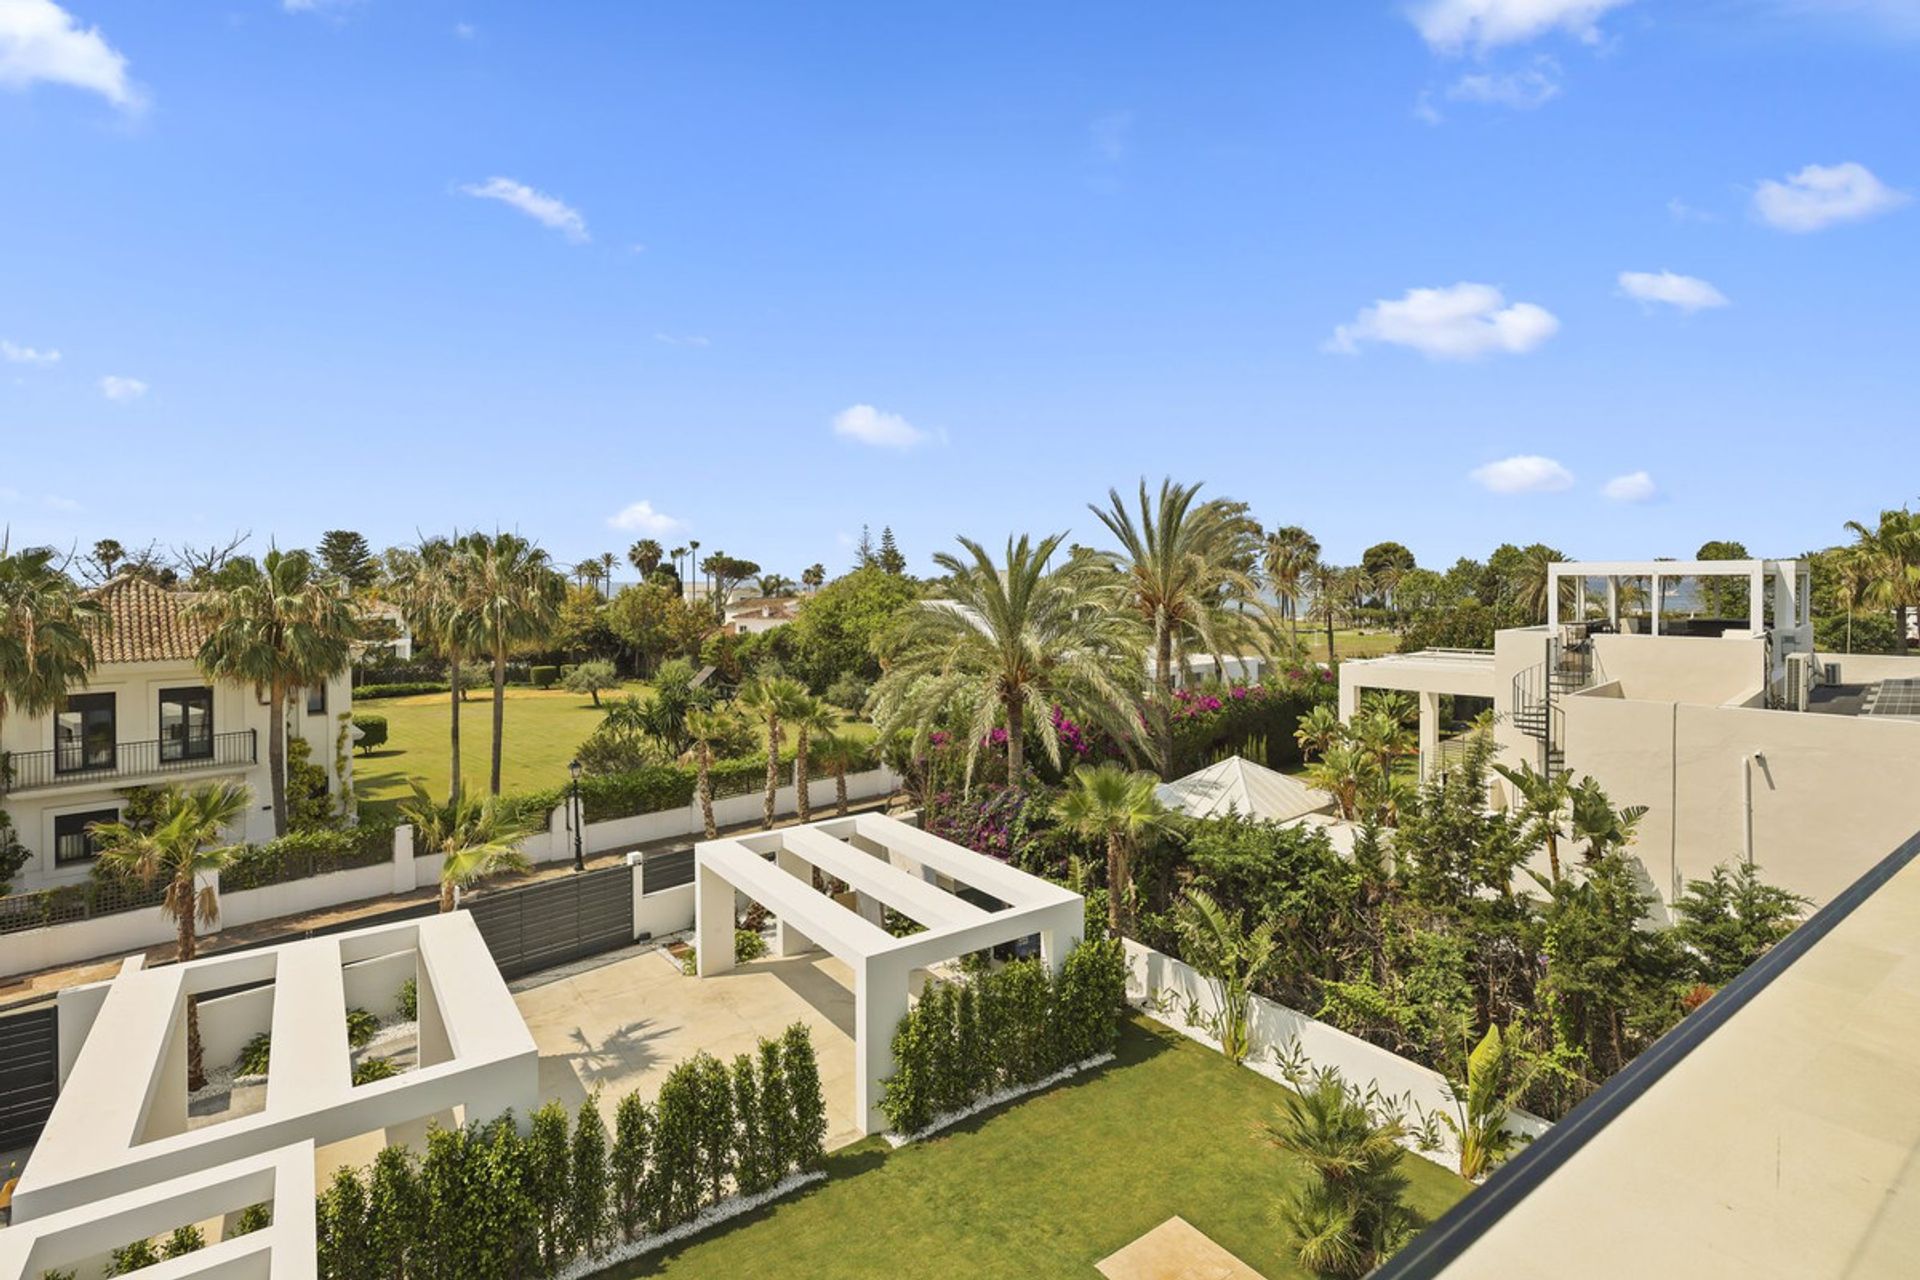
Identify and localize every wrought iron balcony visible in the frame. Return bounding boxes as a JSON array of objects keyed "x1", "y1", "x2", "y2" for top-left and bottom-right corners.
[{"x1": 1, "y1": 729, "x2": 258, "y2": 794}]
